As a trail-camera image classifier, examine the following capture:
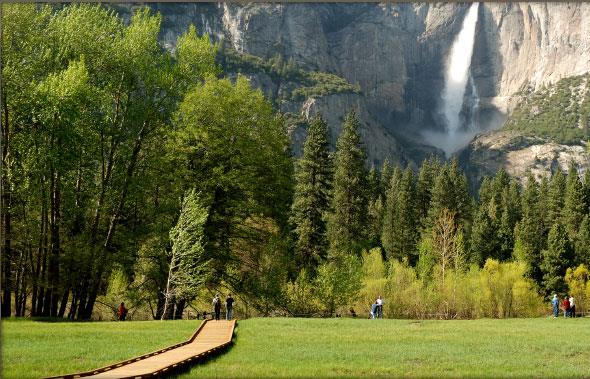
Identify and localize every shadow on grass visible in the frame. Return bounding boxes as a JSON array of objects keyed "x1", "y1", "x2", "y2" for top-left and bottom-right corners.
[
  {"x1": 164, "y1": 340, "x2": 235, "y2": 379},
  {"x1": 4, "y1": 317, "x2": 77, "y2": 323}
]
